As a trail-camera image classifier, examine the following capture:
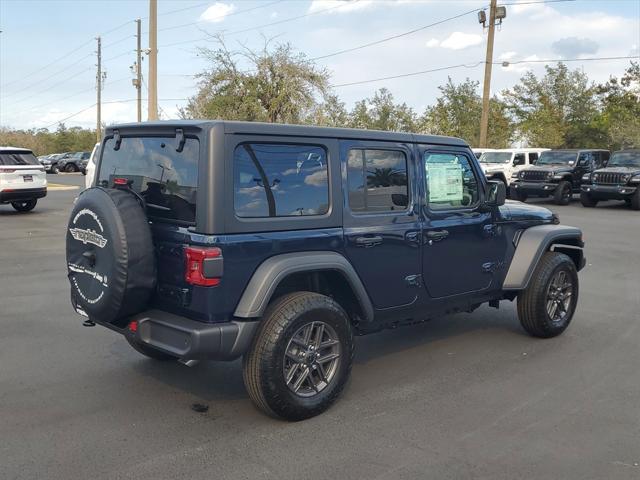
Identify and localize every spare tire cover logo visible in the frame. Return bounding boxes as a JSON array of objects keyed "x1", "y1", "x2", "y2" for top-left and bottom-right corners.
[{"x1": 68, "y1": 208, "x2": 109, "y2": 305}]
